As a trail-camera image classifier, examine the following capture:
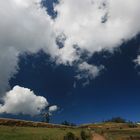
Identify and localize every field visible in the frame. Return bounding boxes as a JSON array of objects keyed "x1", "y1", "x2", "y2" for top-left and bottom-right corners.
[
  {"x1": 1, "y1": 125, "x2": 140, "y2": 140},
  {"x1": 0, "y1": 118, "x2": 91, "y2": 140},
  {"x1": 104, "y1": 128, "x2": 140, "y2": 140},
  {"x1": 0, "y1": 125, "x2": 90, "y2": 140},
  {"x1": 0, "y1": 119, "x2": 140, "y2": 140},
  {"x1": 83, "y1": 122, "x2": 140, "y2": 140}
]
